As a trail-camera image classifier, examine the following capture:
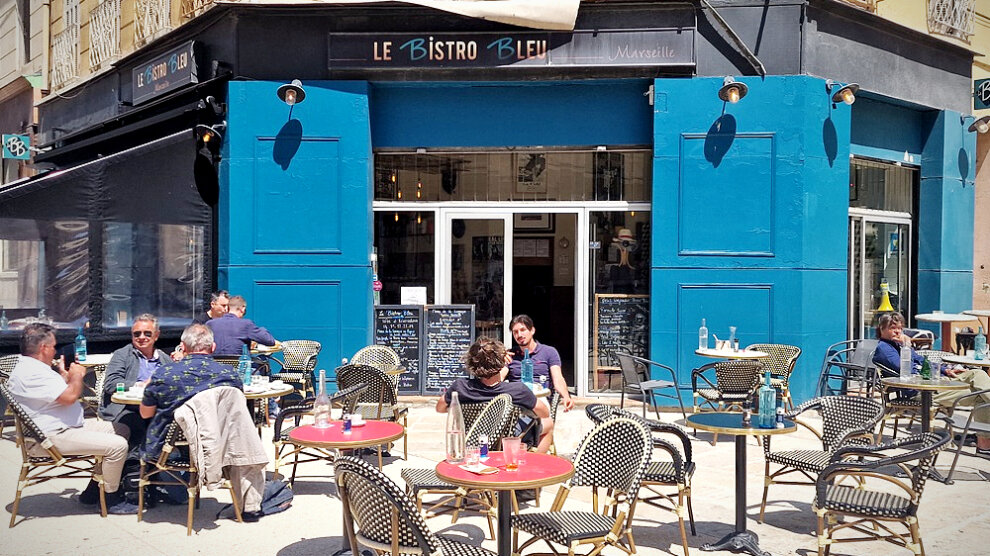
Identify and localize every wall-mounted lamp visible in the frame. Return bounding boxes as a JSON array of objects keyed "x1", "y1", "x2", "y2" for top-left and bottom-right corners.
[
  {"x1": 826, "y1": 80, "x2": 859, "y2": 105},
  {"x1": 718, "y1": 77, "x2": 748, "y2": 103},
  {"x1": 276, "y1": 79, "x2": 307, "y2": 106},
  {"x1": 969, "y1": 115, "x2": 990, "y2": 134}
]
